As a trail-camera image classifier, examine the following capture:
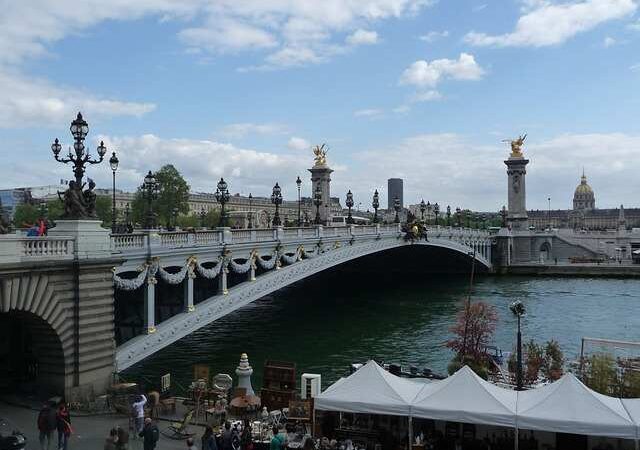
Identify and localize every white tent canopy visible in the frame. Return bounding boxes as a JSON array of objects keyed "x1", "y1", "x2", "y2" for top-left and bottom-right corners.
[
  {"x1": 516, "y1": 373, "x2": 636, "y2": 439},
  {"x1": 314, "y1": 360, "x2": 423, "y2": 416},
  {"x1": 412, "y1": 365, "x2": 517, "y2": 428},
  {"x1": 316, "y1": 362, "x2": 639, "y2": 441}
]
